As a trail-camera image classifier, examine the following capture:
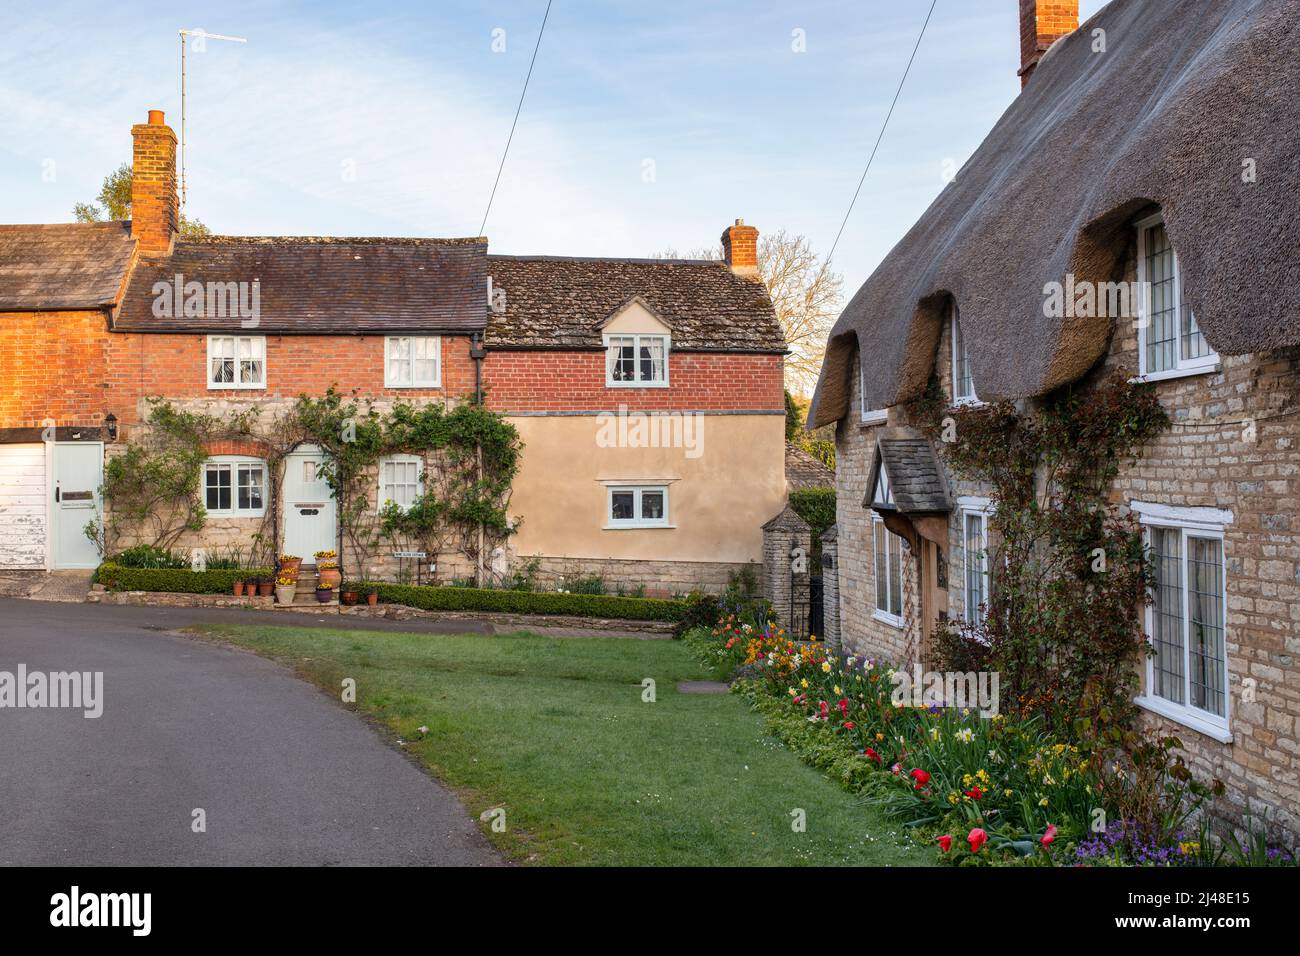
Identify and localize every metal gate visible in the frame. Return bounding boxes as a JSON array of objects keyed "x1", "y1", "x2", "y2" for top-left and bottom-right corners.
[{"x1": 787, "y1": 572, "x2": 824, "y2": 641}]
